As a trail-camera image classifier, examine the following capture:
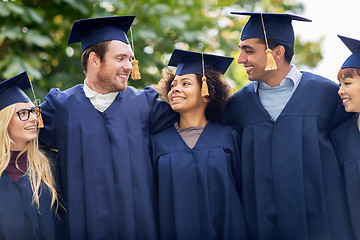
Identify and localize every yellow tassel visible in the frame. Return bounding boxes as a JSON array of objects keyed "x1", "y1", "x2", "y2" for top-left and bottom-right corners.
[
  {"x1": 265, "y1": 48, "x2": 277, "y2": 71},
  {"x1": 201, "y1": 76, "x2": 210, "y2": 97},
  {"x1": 37, "y1": 113, "x2": 44, "y2": 128},
  {"x1": 131, "y1": 59, "x2": 141, "y2": 80}
]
